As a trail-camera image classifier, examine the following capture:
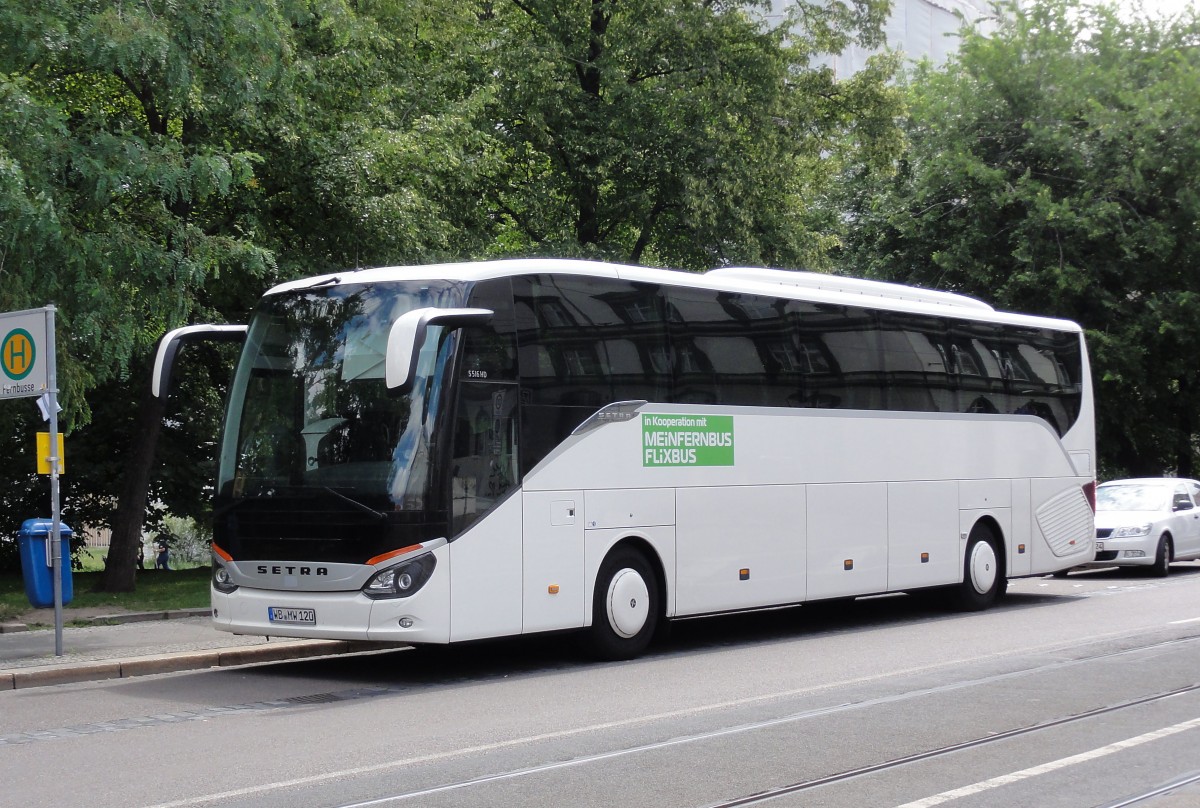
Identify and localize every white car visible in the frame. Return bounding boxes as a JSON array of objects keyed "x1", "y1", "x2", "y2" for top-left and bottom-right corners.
[{"x1": 1088, "y1": 478, "x2": 1200, "y2": 576}]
